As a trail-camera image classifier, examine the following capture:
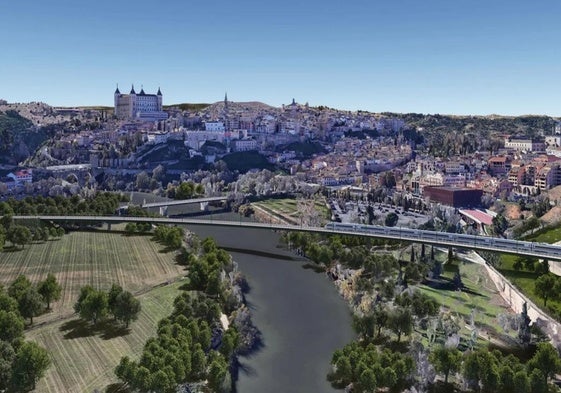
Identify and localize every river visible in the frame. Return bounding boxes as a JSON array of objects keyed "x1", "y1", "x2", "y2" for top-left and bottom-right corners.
[{"x1": 185, "y1": 212, "x2": 355, "y2": 393}]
